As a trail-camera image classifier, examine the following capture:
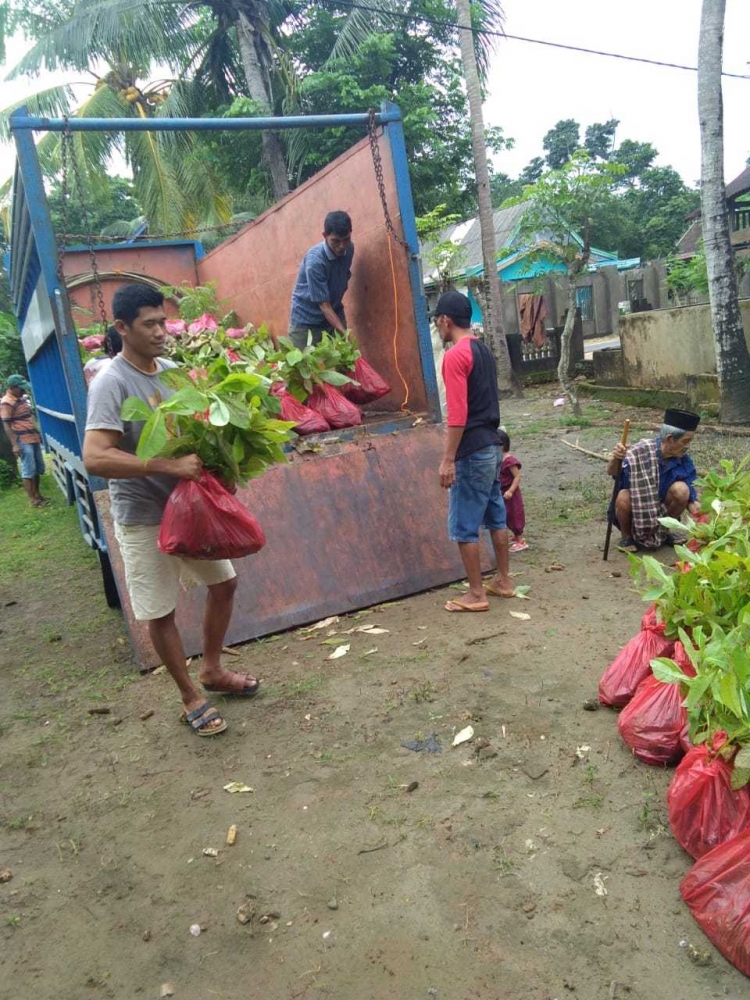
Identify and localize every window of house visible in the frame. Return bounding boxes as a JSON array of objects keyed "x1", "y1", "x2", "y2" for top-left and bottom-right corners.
[{"x1": 575, "y1": 285, "x2": 593, "y2": 321}]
